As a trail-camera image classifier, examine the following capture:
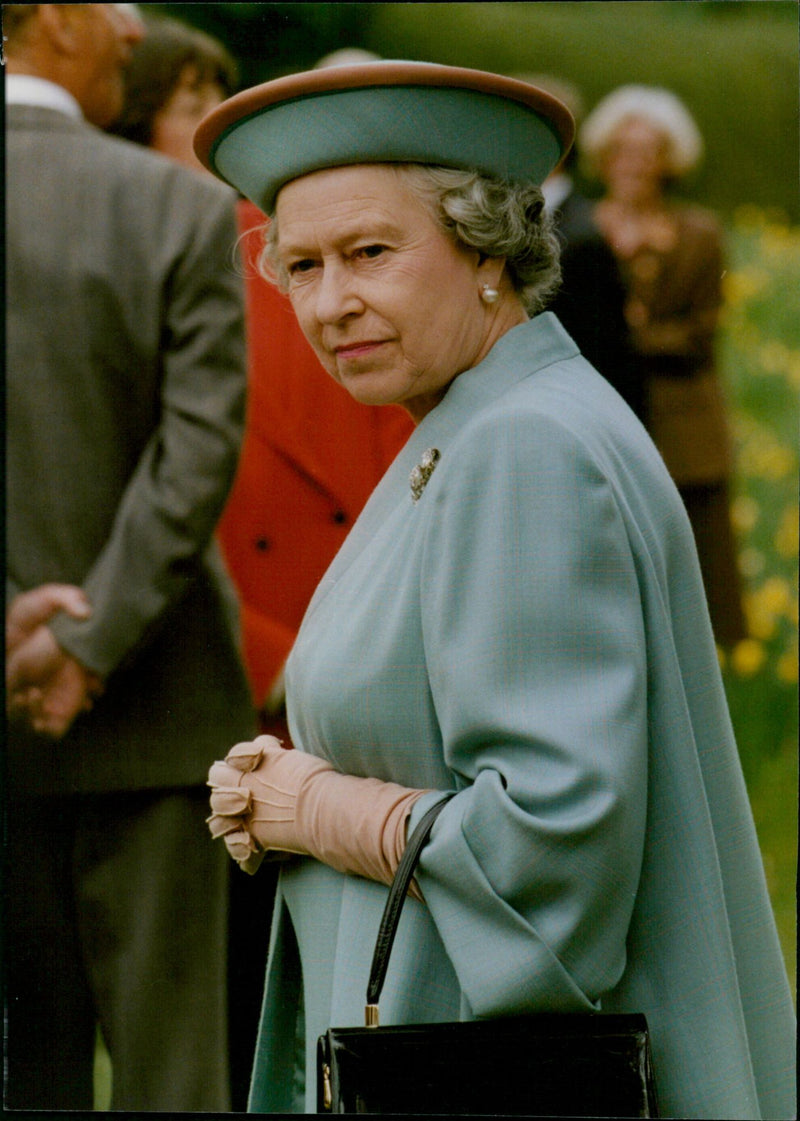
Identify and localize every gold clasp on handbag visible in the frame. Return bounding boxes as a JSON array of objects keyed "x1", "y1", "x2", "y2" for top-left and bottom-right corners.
[
  {"x1": 321, "y1": 1061, "x2": 332, "y2": 1110},
  {"x1": 365, "y1": 1003, "x2": 380, "y2": 1028}
]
